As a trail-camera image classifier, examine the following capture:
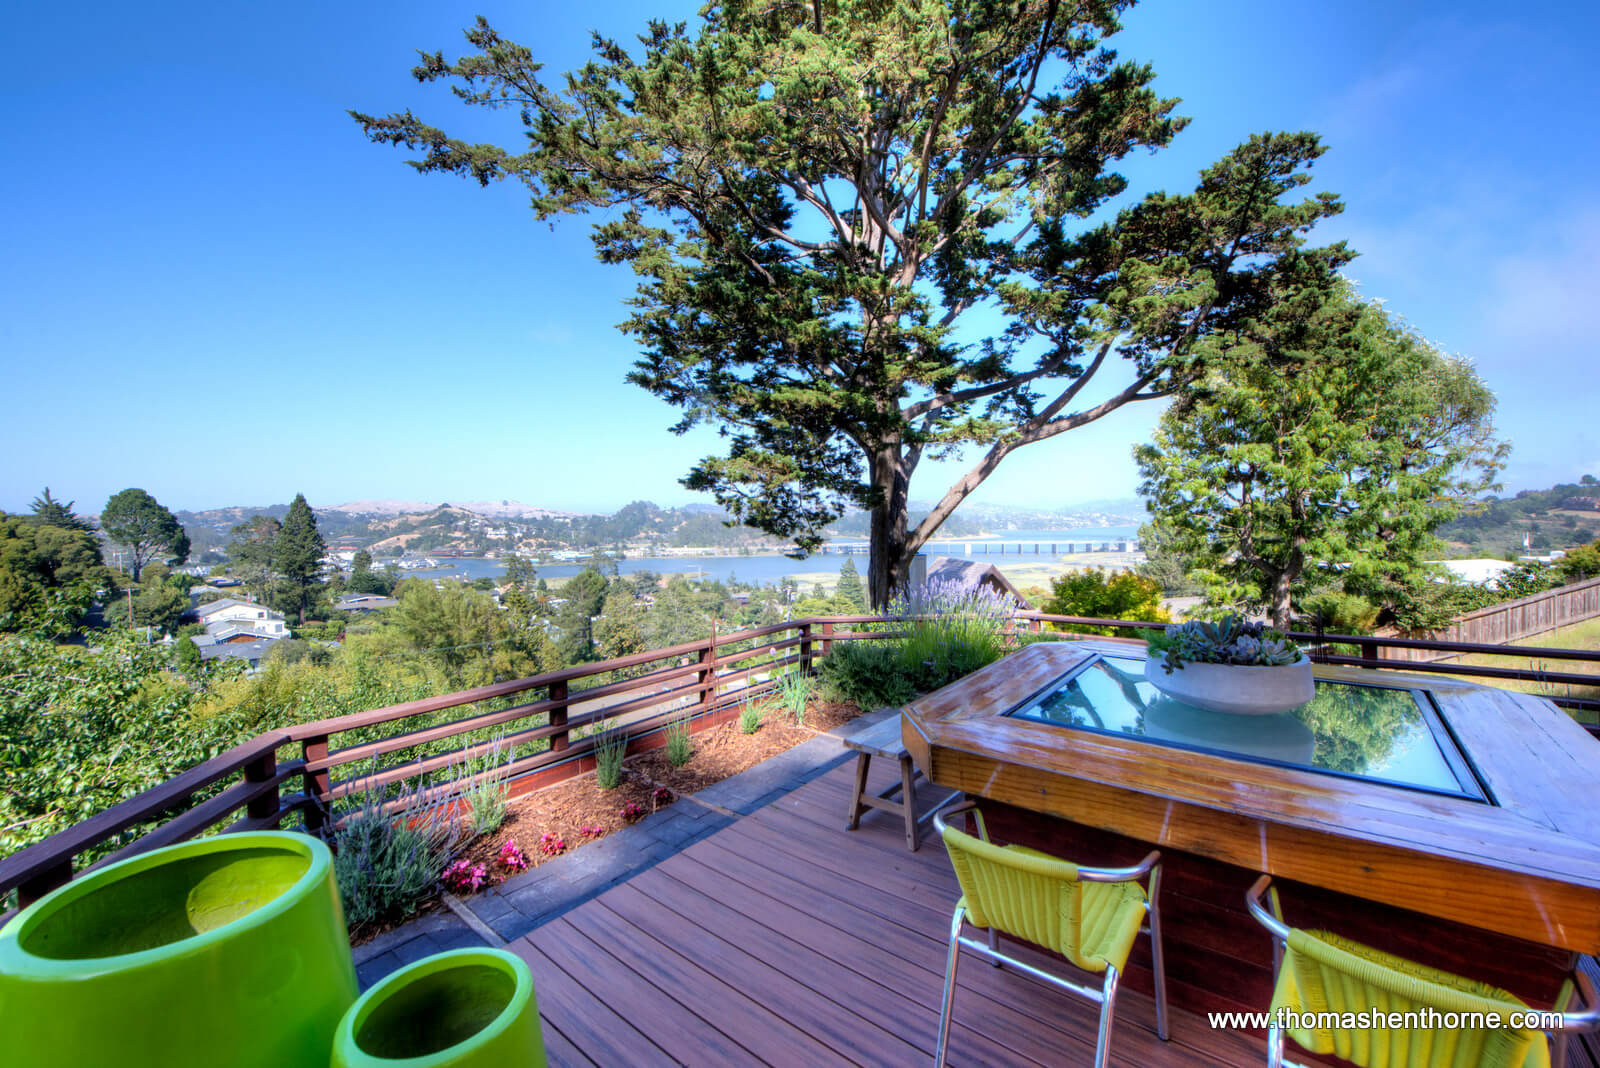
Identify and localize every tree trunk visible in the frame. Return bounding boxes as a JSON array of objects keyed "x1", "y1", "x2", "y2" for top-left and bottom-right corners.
[{"x1": 865, "y1": 441, "x2": 912, "y2": 610}]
